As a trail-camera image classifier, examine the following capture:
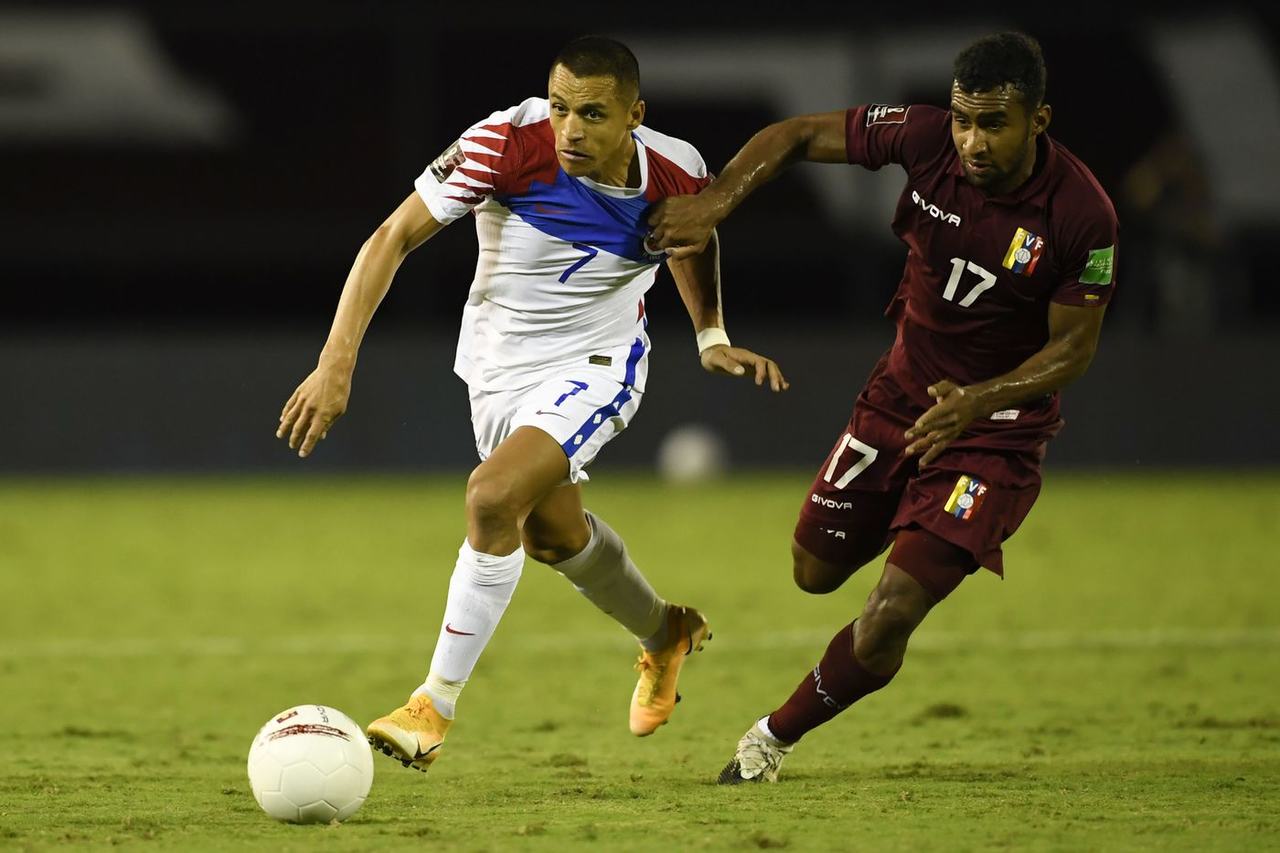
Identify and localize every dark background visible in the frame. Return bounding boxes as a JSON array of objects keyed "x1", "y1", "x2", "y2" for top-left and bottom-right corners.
[{"x1": 4, "y1": 2, "x2": 1278, "y2": 471}]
